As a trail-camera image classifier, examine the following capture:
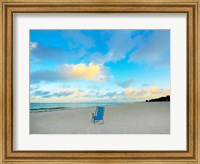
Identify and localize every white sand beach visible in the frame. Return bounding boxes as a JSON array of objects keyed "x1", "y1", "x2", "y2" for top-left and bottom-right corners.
[{"x1": 30, "y1": 102, "x2": 170, "y2": 134}]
